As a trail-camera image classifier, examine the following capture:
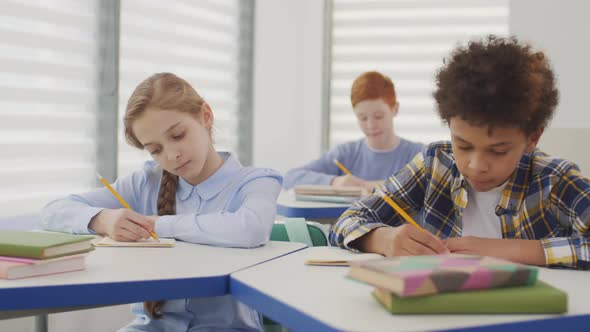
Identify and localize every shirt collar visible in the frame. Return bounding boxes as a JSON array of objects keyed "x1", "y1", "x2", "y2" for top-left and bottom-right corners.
[
  {"x1": 364, "y1": 137, "x2": 402, "y2": 153},
  {"x1": 496, "y1": 152, "x2": 532, "y2": 216},
  {"x1": 451, "y1": 166, "x2": 468, "y2": 211},
  {"x1": 451, "y1": 151, "x2": 533, "y2": 216},
  {"x1": 177, "y1": 152, "x2": 241, "y2": 201}
]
